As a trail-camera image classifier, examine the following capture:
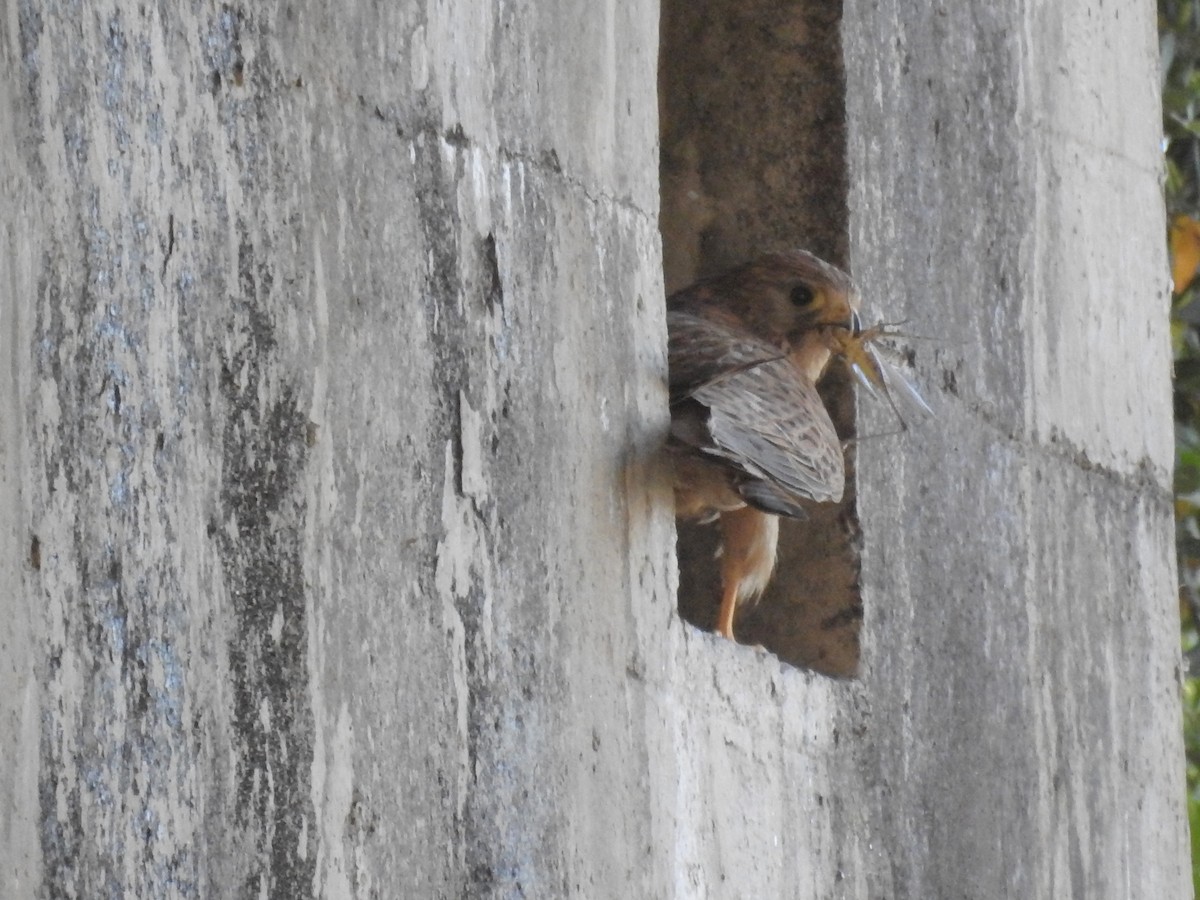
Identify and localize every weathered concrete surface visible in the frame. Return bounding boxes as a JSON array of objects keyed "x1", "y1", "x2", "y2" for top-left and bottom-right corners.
[
  {"x1": 846, "y1": 0, "x2": 1191, "y2": 896},
  {"x1": 0, "y1": 1, "x2": 675, "y2": 896},
  {"x1": 0, "y1": 1, "x2": 1189, "y2": 899}
]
